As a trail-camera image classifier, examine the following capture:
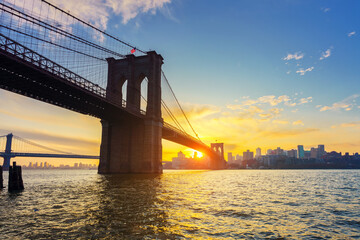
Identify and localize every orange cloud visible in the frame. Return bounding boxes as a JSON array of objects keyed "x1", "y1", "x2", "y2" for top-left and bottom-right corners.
[
  {"x1": 320, "y1": 94, "x2": 359, "y2": 112},
  {"x1": 293, "y1": 120, "x2": 304, "y2": 126}
]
